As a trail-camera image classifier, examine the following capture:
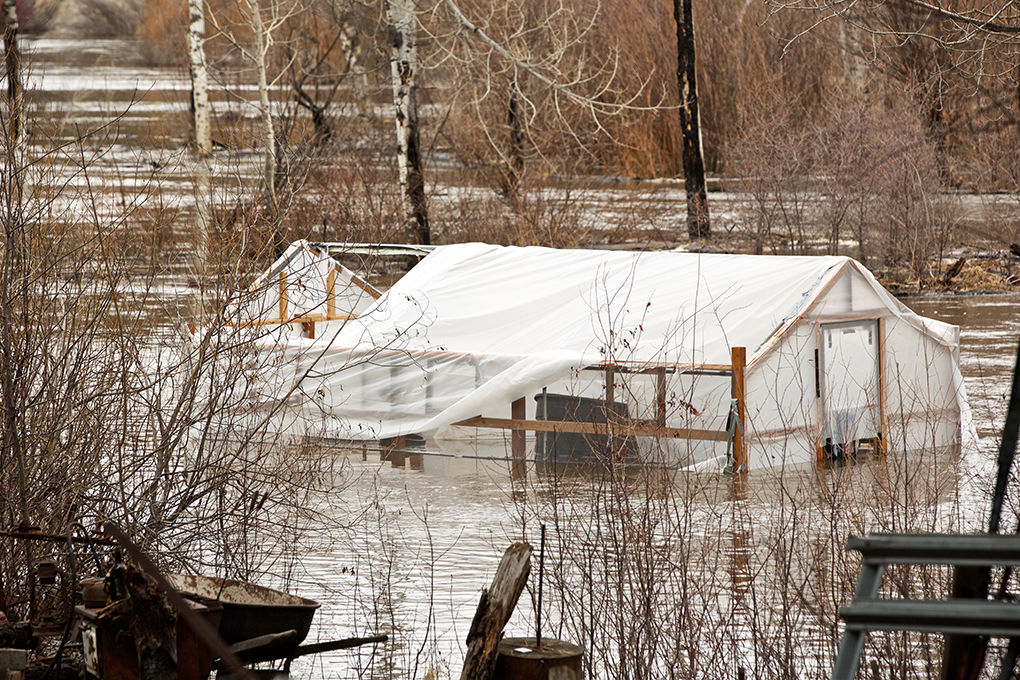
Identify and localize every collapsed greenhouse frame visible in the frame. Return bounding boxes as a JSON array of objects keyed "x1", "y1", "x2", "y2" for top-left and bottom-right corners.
[{"x1": 211, "y1": 240, "x2": 971, "y2": 471}]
